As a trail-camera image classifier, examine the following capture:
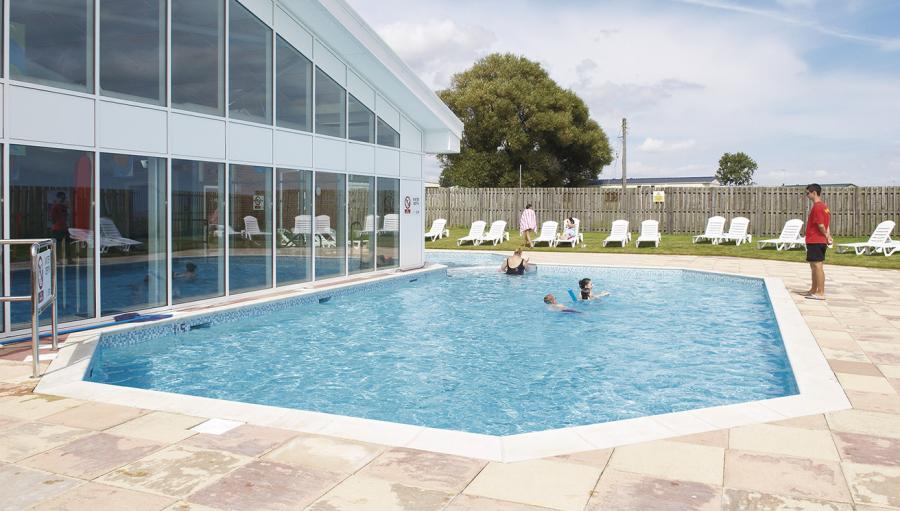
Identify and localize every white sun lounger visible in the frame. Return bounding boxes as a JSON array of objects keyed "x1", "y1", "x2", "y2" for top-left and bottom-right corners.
[
  {"x1": 457, "y1": 221, "x2": 486, "y2": 246},
  {"x1": 715, "y1": 217, "x2": 752, "y2": 246},
  {"x1": 479, "y1": 220, "x2": 508, "y2": 246},
  {"x1": 885, "y1": 240, "x2": 900, "y2": 257},
  {"x1": 425, "y1": 219, "x2": 449, "y2": 241},
  {"x1": 837, "y1": 221, "x2": 896, "y2": 255},
  {"x1": 602, "y1": 220, "x2": 630, "y2": 247},
  {"x1": 243, "y1": 216, "x2": 272, "y2": 242},
  {"x1": 692, "y1": 216, "x2": 726, "y2": 244},
  {"x1": 635, "y1": 220, "x2": 661, "y2": 247},
  {"x1": 380, "y1": 214, "x2": 399, "y2": 234},
  {"x1": 315, "y1": 215, "x2": 337, "y2": 248},
  {"x1": 532, "y1": 221, "x2": 558, "y2": 247},
  {"x1": 758, "y1": 219, "x2": 805, "y2": 251},
  {"x1": 555, "y1": 218, "x2": 584, "y2": 248},
  {"x1": 98, "y1": 217, "x2": 142, "y2": 252}
]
